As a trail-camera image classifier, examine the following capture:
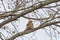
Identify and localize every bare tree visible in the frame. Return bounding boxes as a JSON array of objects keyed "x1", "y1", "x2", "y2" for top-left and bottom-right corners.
[{"x1": 0, "y1": 0, "x2": 60, "y2": 40}]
